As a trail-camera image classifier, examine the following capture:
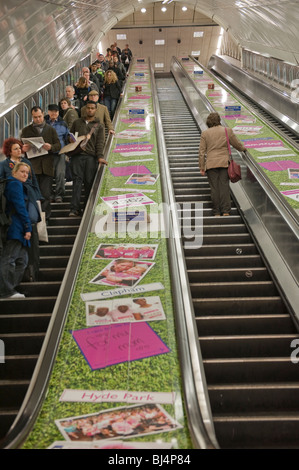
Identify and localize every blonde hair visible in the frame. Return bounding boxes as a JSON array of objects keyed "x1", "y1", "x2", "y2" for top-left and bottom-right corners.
[
  {"x1": 76, "y1": 76, "x2": 88, "y2": 88},
  {"x1": 104, "y1": 70, "x2": 118, "y2": 84},
  {"x1": 12, "y1": 161, "x2": 30, "y2": 175}
]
